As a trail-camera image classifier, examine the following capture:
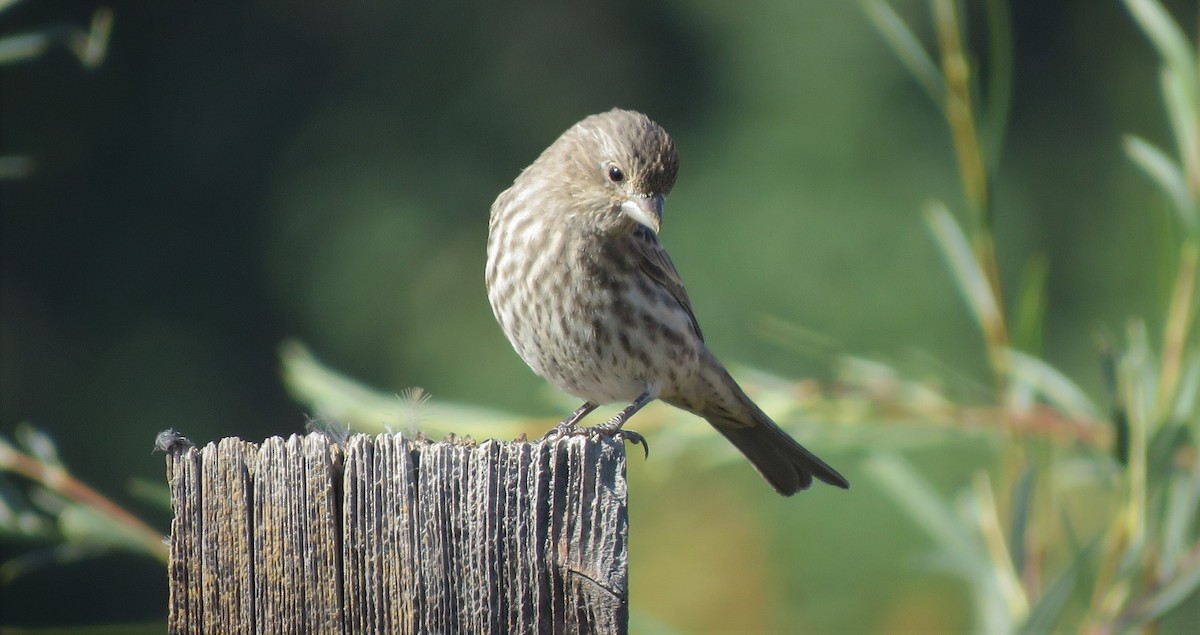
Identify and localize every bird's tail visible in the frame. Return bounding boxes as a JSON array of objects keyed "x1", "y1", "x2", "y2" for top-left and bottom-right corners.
[{"x1": 700, "y1": 386, "x2": 849, "y2": 496}]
